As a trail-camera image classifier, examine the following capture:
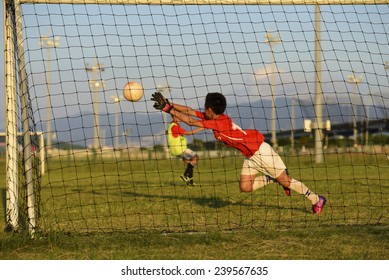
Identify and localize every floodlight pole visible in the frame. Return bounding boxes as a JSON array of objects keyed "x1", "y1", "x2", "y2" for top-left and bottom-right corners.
[
  {"x1": 382, "y1": 60, "x2": 389, "y2": 124},
  {"x1": 86, "y1": 61, "x2": 105, "y2": 150},
  {"x1": 365, "y1": 92, "x2": 370, "y2": 147},
  {"x1": 264, "y1": 32, "x2": 281, "y2": 151},
  {"x1": 110, "y1": 95, "x2": 123, "y2": 149},
  {"x1": 291, "y1": 97, "x2": 295, "y2": 153},
  {"x1": 40, "y1": 35, "x2": 59, "y2": 150},
  {"x1": 347, "y1": 73, "x2": 363, "y2": 148},
  {"x1": 314, "y1": 5, "x2": 324, "y2": 164}
]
